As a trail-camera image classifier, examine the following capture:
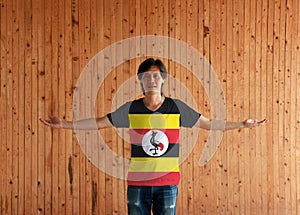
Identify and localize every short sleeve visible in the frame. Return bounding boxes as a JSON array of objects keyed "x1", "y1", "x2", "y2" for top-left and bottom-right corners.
[
  {"x1": 107, "y1": 101, "x2": 132, "y2": 128},
  {"x1": 173, "y1": 99, "x2": 201, "y2": 127}
]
